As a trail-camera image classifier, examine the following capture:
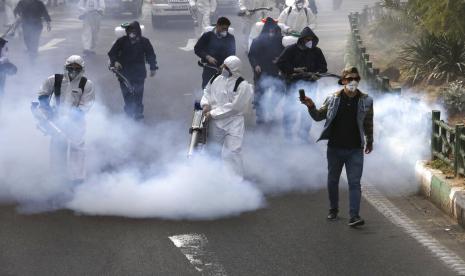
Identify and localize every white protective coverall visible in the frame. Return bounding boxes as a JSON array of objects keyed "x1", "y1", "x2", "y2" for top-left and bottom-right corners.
[
  {"x1": 278, "y1": 2, "x2": 316, "y2": 33},
  {"x1": 3, "y1": 0, "x2": 18, "y2": 27},
  {"x1": 79, "y1": 0, "x2": 105, "y2": 52},
  {"x1": 38, "y1": 55, "x2": 95, "y2": 182},
  {"x1": 239, "y1": 0, "x2": 281, "y2": 49},
  {"x1": 189, "y1": 0, "x2": 217, "y2": 35},
  {"x1": 200, "y1": 56, "x2": 253, "y2": 178}
]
